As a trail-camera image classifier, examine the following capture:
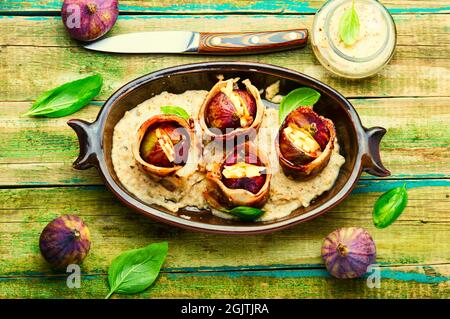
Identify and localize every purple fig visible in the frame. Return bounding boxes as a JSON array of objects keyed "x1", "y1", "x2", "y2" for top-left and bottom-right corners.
[
  {"x1": 133, "y1": 115, "x2": 198, "y2": 178},
  {"x1": 39, "y1": 215, "x2": 91, "y2": 270},
  {"x1": 204, "y1": 143, "x2": 271, "y2": 210},
  {"x1": 199, "y1": 78, "x2": 265, "y2": 143},
  {"x1": 61, "y1": 0, "x2": 119, "y2": 42},
  {"x1": 206, "y1": 89, "x2": 257, "y2": 133},
  {"x1": 276, "y1": 107, "x2": 336, "y2": 180},
  {"x1": 140, "y1": 122, "x2": 190, "y2": 168},
  {"x1": 221, "y1": 149, "x2": 266, "y2": 195},
  {"x1": 321, "y1": 227, "x2": 376, "y2": 279}
]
